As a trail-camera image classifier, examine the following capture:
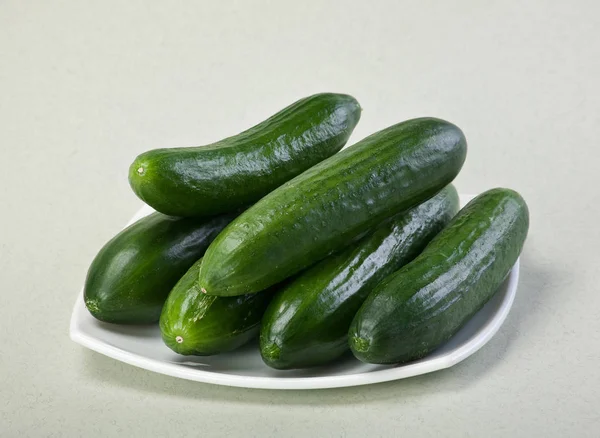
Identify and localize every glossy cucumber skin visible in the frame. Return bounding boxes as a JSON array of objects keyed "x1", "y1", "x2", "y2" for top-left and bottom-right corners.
[
  {"x1": 349, "y1": 188, "x2": 529, "y2": 364},
  {"x1": 199, "y1": 117, "x2": 467, "y2": 297},
  {"x1": 128, "y1": 93, "x2": 361, "y2": 217},
  {"x1": 160, "y1": 259, "x2": 274, "y2": 355},
  {"x1": 260, "y1": 185, "x2": 459, "y2": 369},
  {"x1": 84, "y1": 212, "x2": 235, "y2": 324}
]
